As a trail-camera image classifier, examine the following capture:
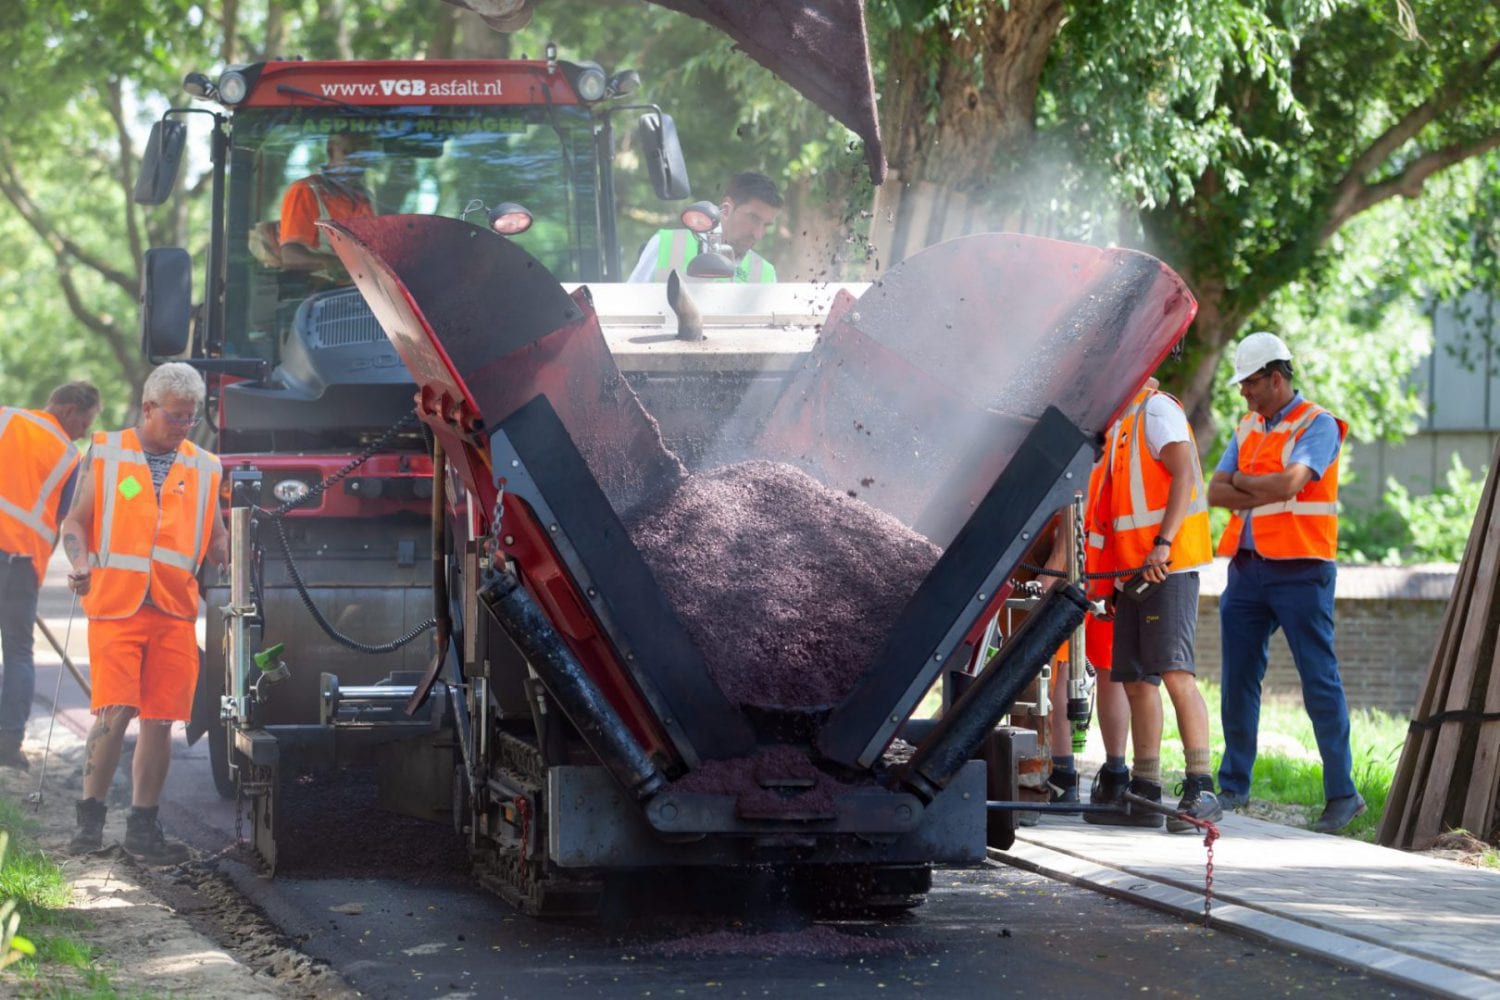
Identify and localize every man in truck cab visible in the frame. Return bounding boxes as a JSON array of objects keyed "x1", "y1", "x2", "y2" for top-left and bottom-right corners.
[
  {"x1": 276, "y1": 130, "x2": 378, "y2": 275},
  {"x1": 629, "y1": 171, "x2": 782, "y2": 283}
]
